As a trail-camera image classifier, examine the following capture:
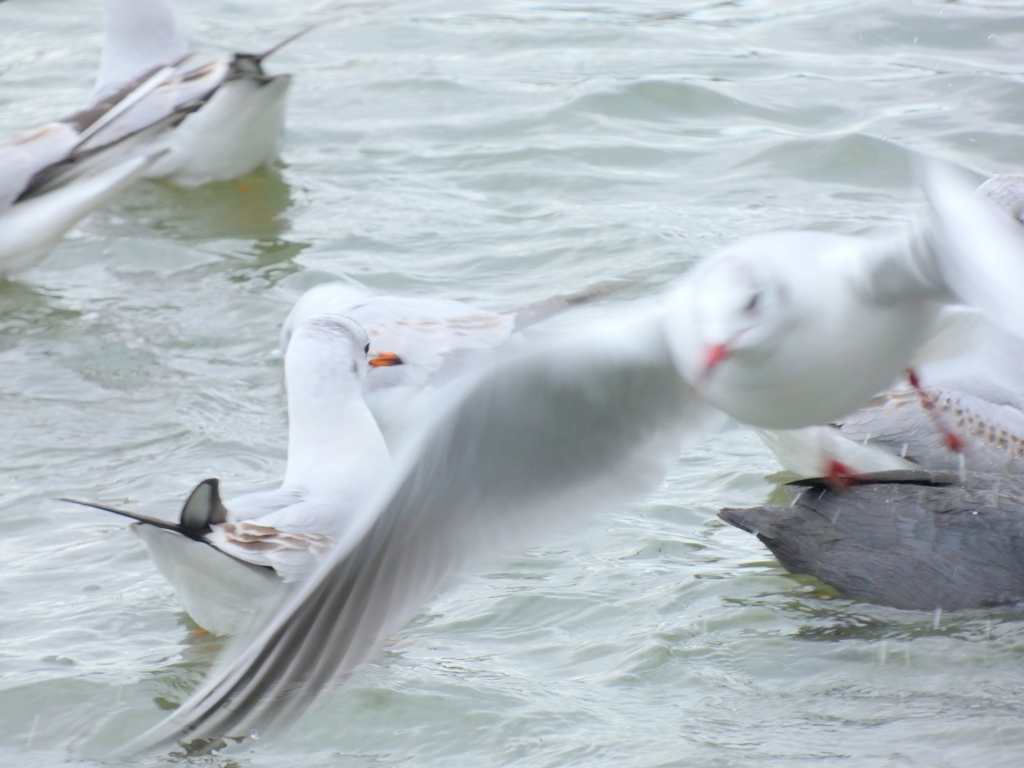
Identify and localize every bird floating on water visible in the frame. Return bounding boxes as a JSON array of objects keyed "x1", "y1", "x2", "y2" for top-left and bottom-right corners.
[
  {"x1": 66, "y1": 281, "x2": 616, "y2": 630},
  {"x1": 66, "y1": 316, "x2": 392, "y2": 635},
  {"x1": 118, "y1": 164, "x2": 1024, "y2": 752},
  {"x1": 83, "y1": 0, "x2": 304, "y2": 186},
  {"x1": 719, "y1": 470, "x2": 1024, "y2": 610},
  {"x1": 0, "y1": 0, "x2": 306, "y2": 277}
]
